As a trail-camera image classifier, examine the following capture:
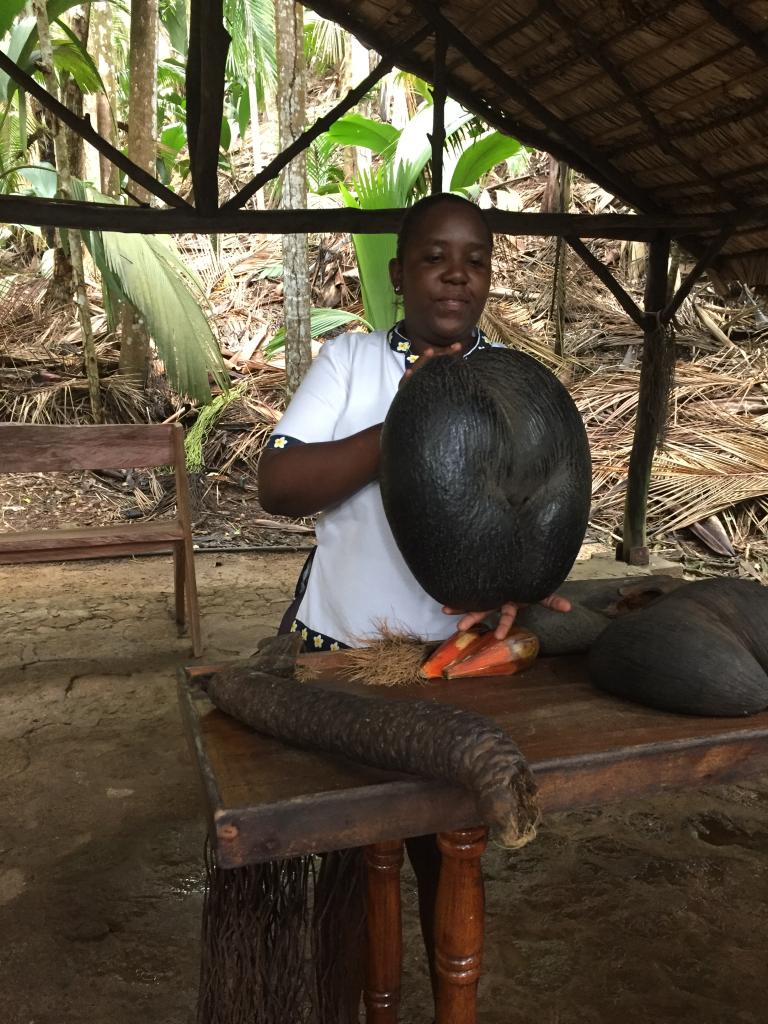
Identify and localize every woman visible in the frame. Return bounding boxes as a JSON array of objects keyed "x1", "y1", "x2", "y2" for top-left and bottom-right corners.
[{"x1": 259, "y1": 192, "x2": 570, "y2": 649}]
